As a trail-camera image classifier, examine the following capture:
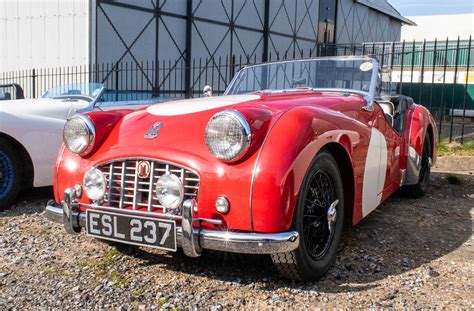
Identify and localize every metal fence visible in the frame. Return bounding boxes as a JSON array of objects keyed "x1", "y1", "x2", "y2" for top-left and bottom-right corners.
[{"x1": 1, "y1": 38, "x2": 473, "y2": 143}]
